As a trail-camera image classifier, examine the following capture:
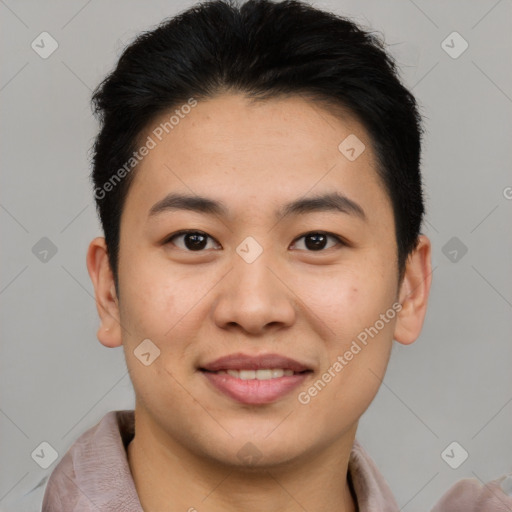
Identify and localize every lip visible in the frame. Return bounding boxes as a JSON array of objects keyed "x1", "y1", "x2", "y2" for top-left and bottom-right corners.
[
  {"x1": 200, "y1": 352, "x2": 312, "y2": 372},
  {"x1": 199, "y1": 352, "x2": 313, "y2": 405}
]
